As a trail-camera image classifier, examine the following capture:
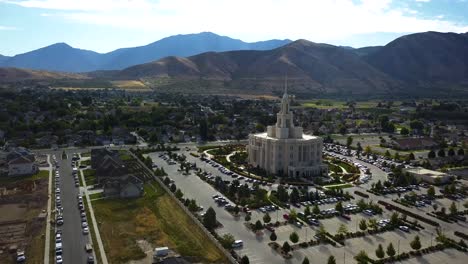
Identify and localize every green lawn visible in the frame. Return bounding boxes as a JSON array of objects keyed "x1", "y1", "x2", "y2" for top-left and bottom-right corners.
[
  {"x1": 89, "y1": 192, "x2": 104, "y2": 200},
  {"x1": 81, "y1": 152, "x2": 91, "y2": 157},
  {"x1": 80, "y1": 159, "x2": 91, "y2": 166},
  {"x1": 83, "y1": 169, "x2": 97, "y2": 186},
  {"x1": 0, "y1": 169, "x2": 49, "y2": 184},
  {"x1": 324, "y1": 183, "x2": 353, "y2": 190},
  {"x1": 93, "y1": 182, "x2": 227, "y2": 263}
]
